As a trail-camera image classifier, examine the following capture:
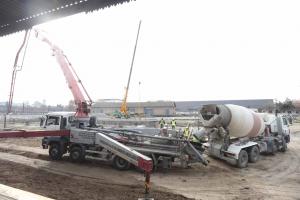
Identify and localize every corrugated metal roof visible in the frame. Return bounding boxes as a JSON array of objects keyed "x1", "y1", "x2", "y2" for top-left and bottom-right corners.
[
  {"x1": 0, "y1": 0, "x2": 131, "y2": 37},
  {"x1": 93, "y1": 101, "x2": 176, "y2": 108},
  {"x1": 175, "y1": 99, "x2": 274, "y2": 111}
]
